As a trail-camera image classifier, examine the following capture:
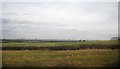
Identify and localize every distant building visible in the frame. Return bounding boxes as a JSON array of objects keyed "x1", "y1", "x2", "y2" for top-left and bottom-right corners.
[{"x1": 111, "y1": 37, "x2": 120, "y2": 40}]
